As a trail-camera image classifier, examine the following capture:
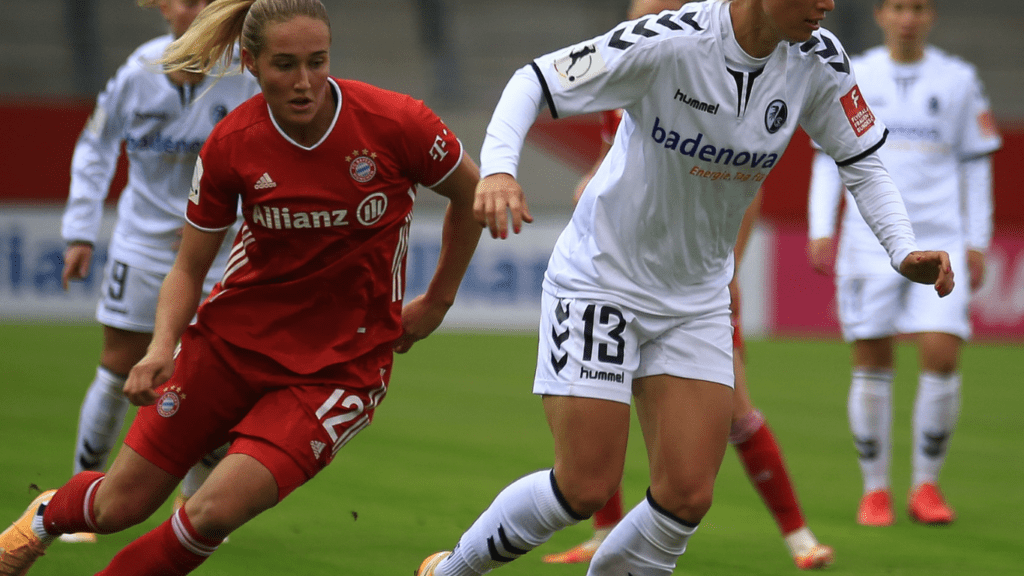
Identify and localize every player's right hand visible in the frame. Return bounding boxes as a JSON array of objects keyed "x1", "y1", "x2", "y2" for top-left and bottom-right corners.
[
  {"x1": 62, "y1": 242, "x2": 94, "y2": 290},
  {"x1": 899, "y1": 250, "x2": 955, "y2": 298},
  {"x1": 473, "y1": 173, "x2": 533, "y2": 239},
  {"x1": 124, "y1": 351, "x2": 175, "y2": 406}
]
